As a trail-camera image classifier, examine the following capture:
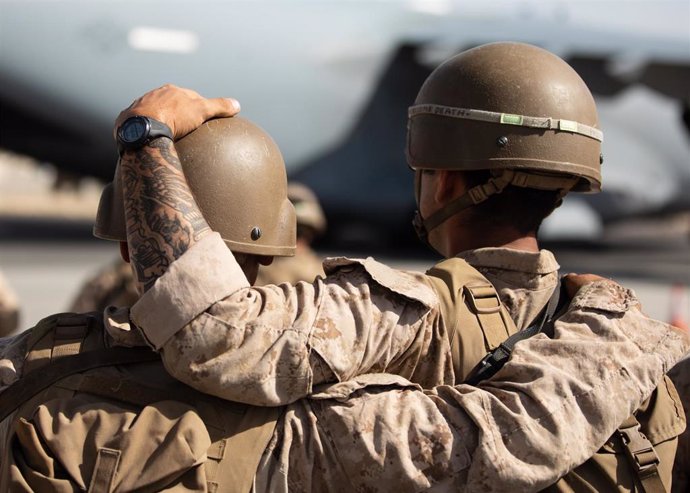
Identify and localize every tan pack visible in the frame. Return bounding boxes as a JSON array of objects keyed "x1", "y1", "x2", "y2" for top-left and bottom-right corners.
[
  {"x1": 0, "y1": 312, "x2": 280, "y2": 492},
  {"x1": 426, "y1": 257, "x2": 684, "y2": 493}
]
